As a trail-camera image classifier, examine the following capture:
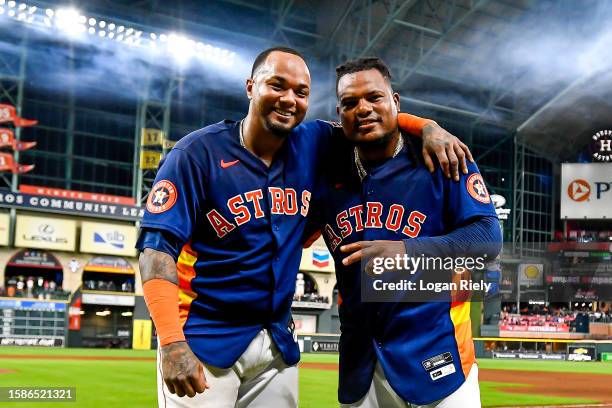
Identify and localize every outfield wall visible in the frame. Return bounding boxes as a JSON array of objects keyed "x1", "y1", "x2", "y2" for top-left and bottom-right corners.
[{"x1": 474, "y1": 337, "x2": 612, "y2": 361}]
